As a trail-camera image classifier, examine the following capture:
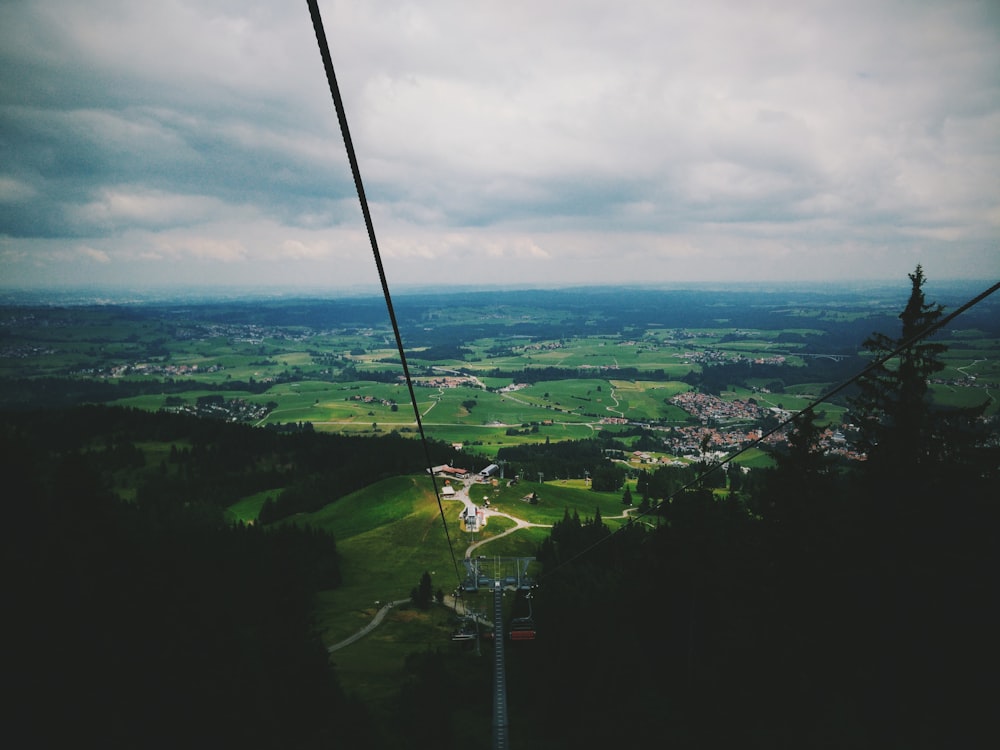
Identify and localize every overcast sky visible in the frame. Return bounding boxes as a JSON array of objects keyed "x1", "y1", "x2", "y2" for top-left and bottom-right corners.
[{"x1": 1, "y1": 0, "x2": 998, "y2": 293}]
